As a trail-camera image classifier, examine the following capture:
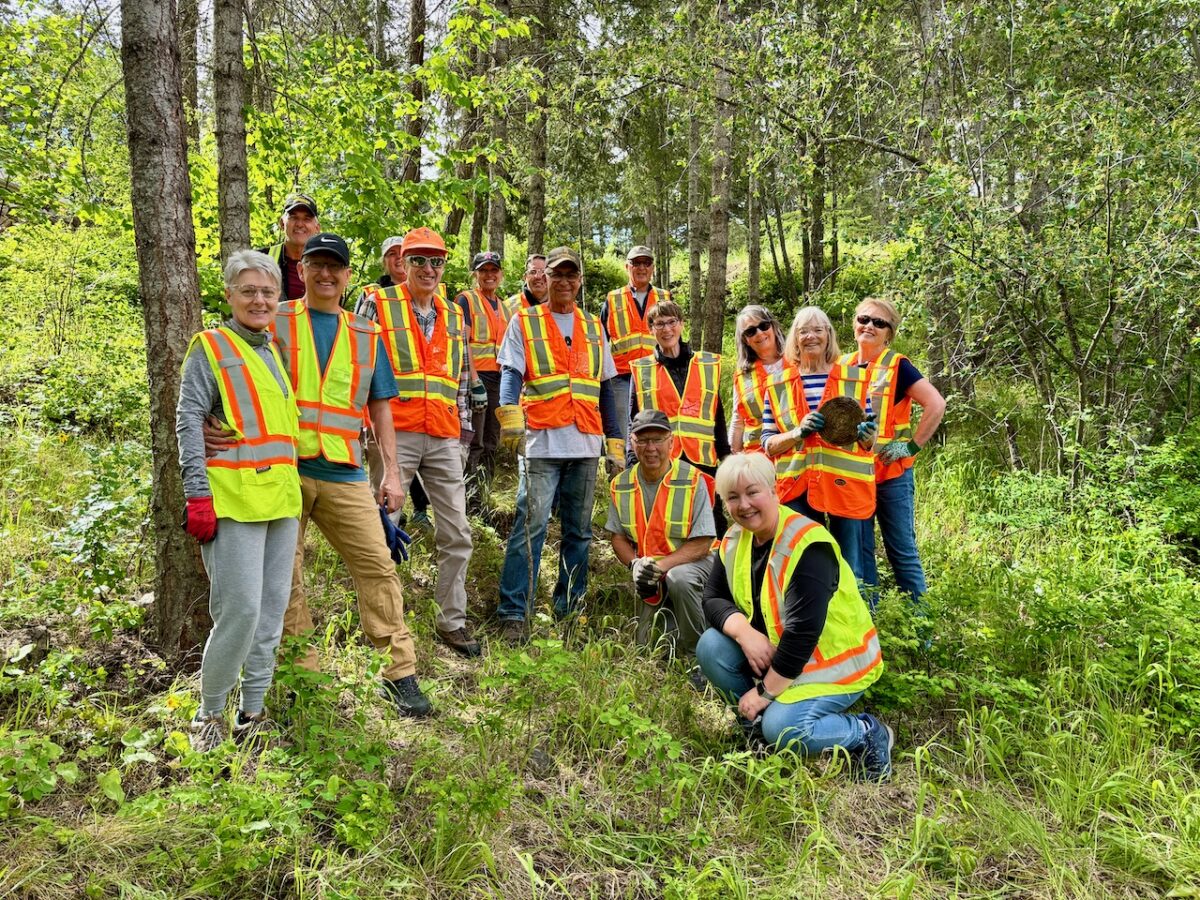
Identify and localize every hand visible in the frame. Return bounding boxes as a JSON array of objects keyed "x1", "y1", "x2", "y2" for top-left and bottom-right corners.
[
  {"x1": 604, "y1": 438, "x2": 626, "y2": 476},
  {"x1": 738, "y1": 689, "x2": 772, "y2": 722},
  {"x1": 878, "y1": 439, "x2": 920, "y2": 463},
  {"x1": 797, "y1": 411, "x2": 825, "y2": 439},
  {"x1": 378, "y1": 471, "x2": 404, "y2": 514},
  {"x1": 379, "y1": 504, "x2": 411, "y2": 564},
  {"x1": 184, "y1": 496, "x2": 217, "y2": 544},
  {"x1": 735, "y1": 627, "x2": 776, "y2": 677},
  {"x1": 632, "y1": 557, "x2": 663, "y2": 593},
  {"x1": 857, "y1": 414, "x2": 878, "y2": 445},
  {"x1": 202, "y1": 416, "x2": 238, "y2": 458},
  {"x1": 496, "y1": 405, "x2": 525, "y2": 452},
  {"x1": 470, "y1": 379, "x2": 489, "y2": 412}
]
